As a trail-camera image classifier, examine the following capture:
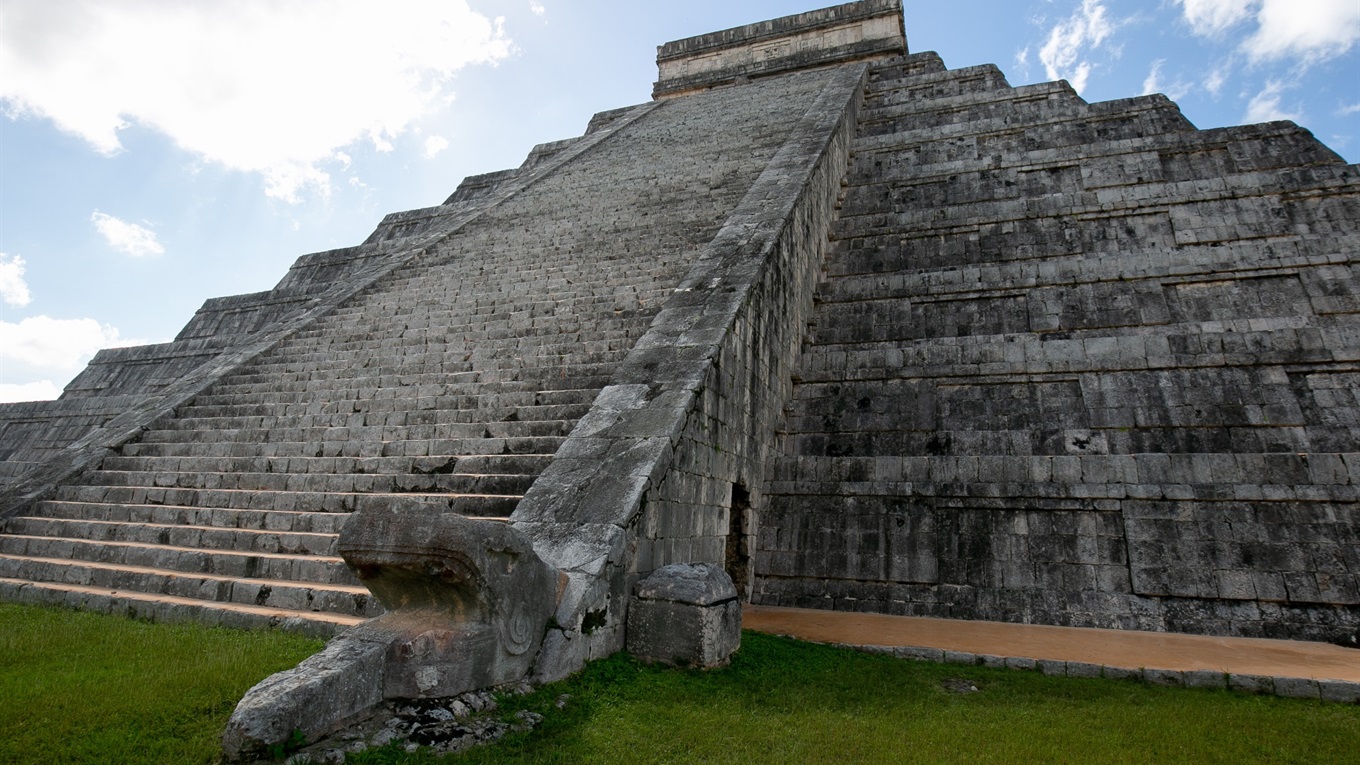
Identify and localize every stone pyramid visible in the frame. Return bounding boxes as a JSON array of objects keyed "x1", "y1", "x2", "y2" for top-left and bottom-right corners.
[{"x1": 1, "y1": 2, "x2": 1356, "y2": 747}]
